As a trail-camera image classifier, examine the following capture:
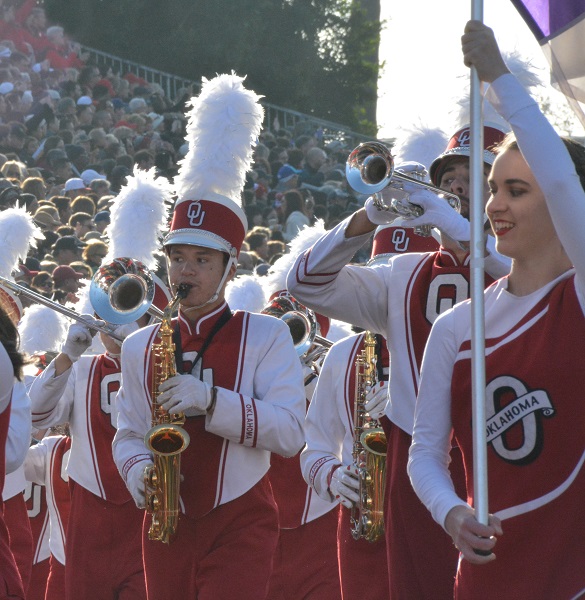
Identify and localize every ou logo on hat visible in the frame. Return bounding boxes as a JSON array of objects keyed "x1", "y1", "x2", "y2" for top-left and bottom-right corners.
[
  {"x1": 187, "y1": 201, "x2": 205, "y2": 227},
  {"x1": 457, "y1": 128, "x2": 471, "y2": 147}
]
